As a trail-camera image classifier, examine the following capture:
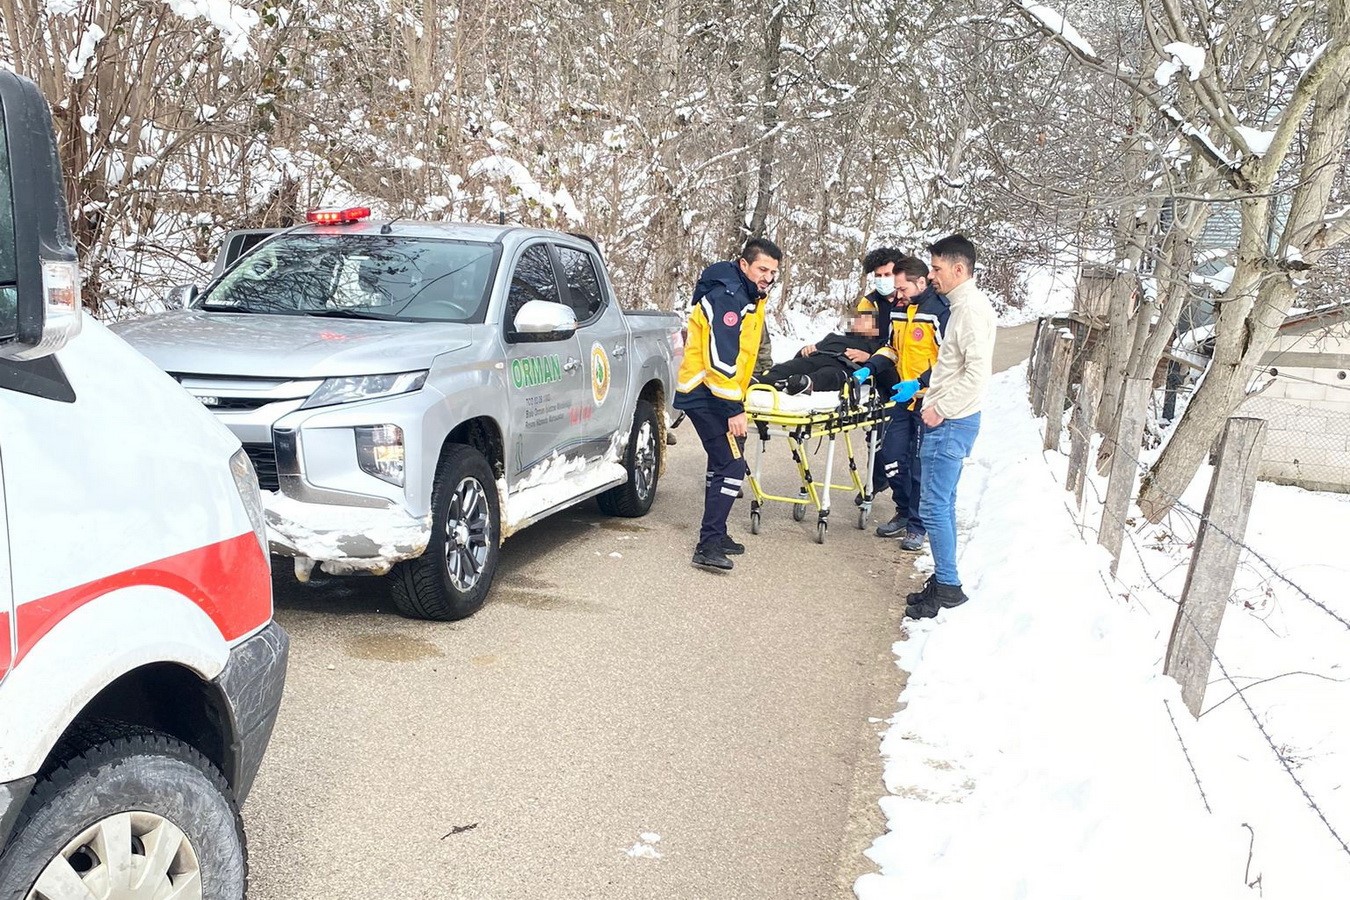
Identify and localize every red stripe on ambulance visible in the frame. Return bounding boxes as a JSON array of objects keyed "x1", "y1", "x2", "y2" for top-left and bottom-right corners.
[{"x1": 10, "y1": 532, "x2": 270, "y2": 670}]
